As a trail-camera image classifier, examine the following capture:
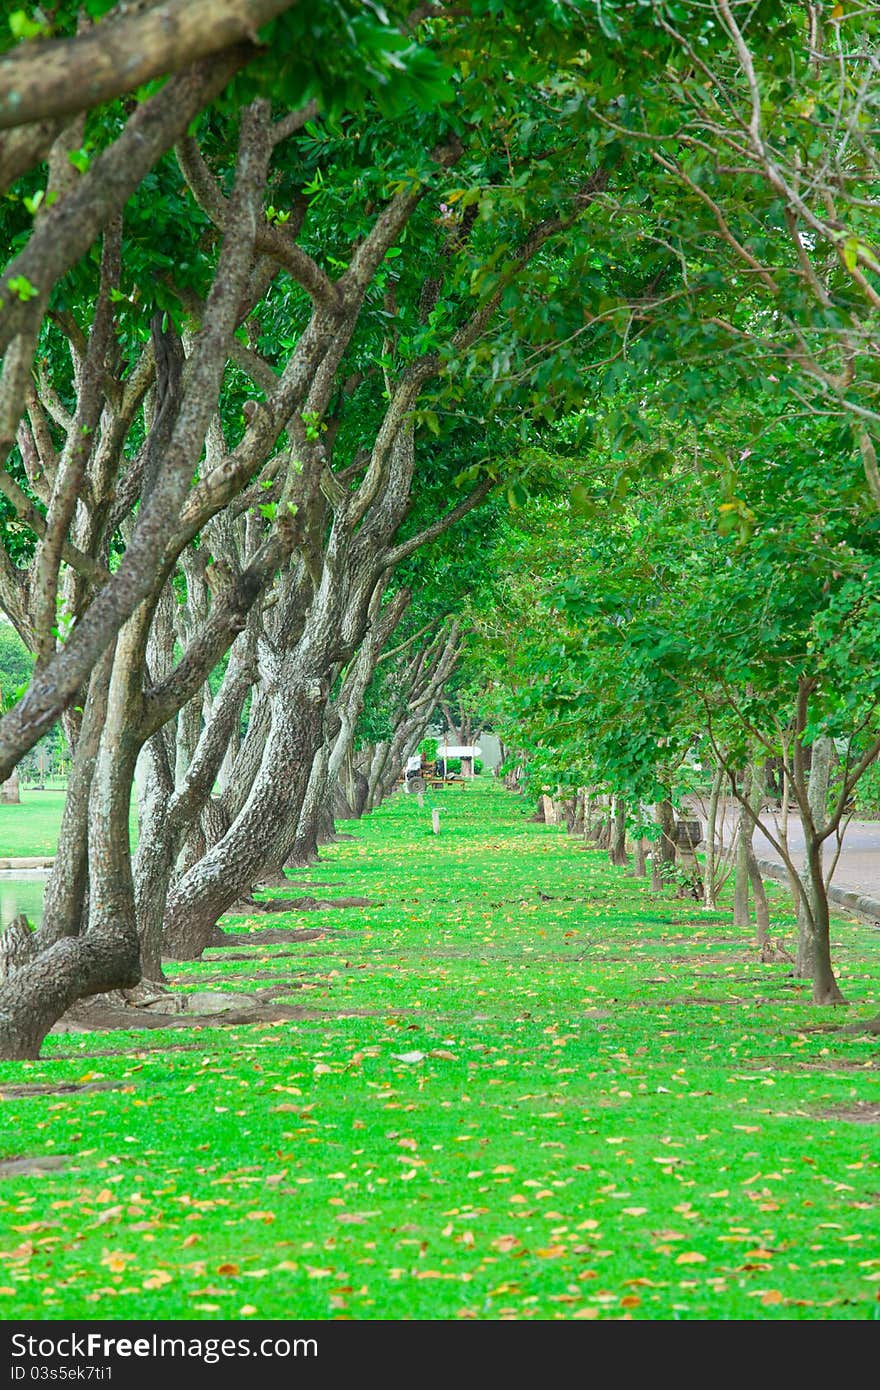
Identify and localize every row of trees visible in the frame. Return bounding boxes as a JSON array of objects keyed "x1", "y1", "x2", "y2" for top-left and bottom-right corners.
[
  {"x1": 453, "y1": 0, "x2": 880, "y2": 1018},
  {"x1": 0, "y1": 0, "x2": 622, "y2": 1057},
  {"x1": 463, "y1": 393, "x2": 880, "y2": 1012},
  {"x1": 0, "y1": 1, "x2": 878, "y2": 1056}
]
